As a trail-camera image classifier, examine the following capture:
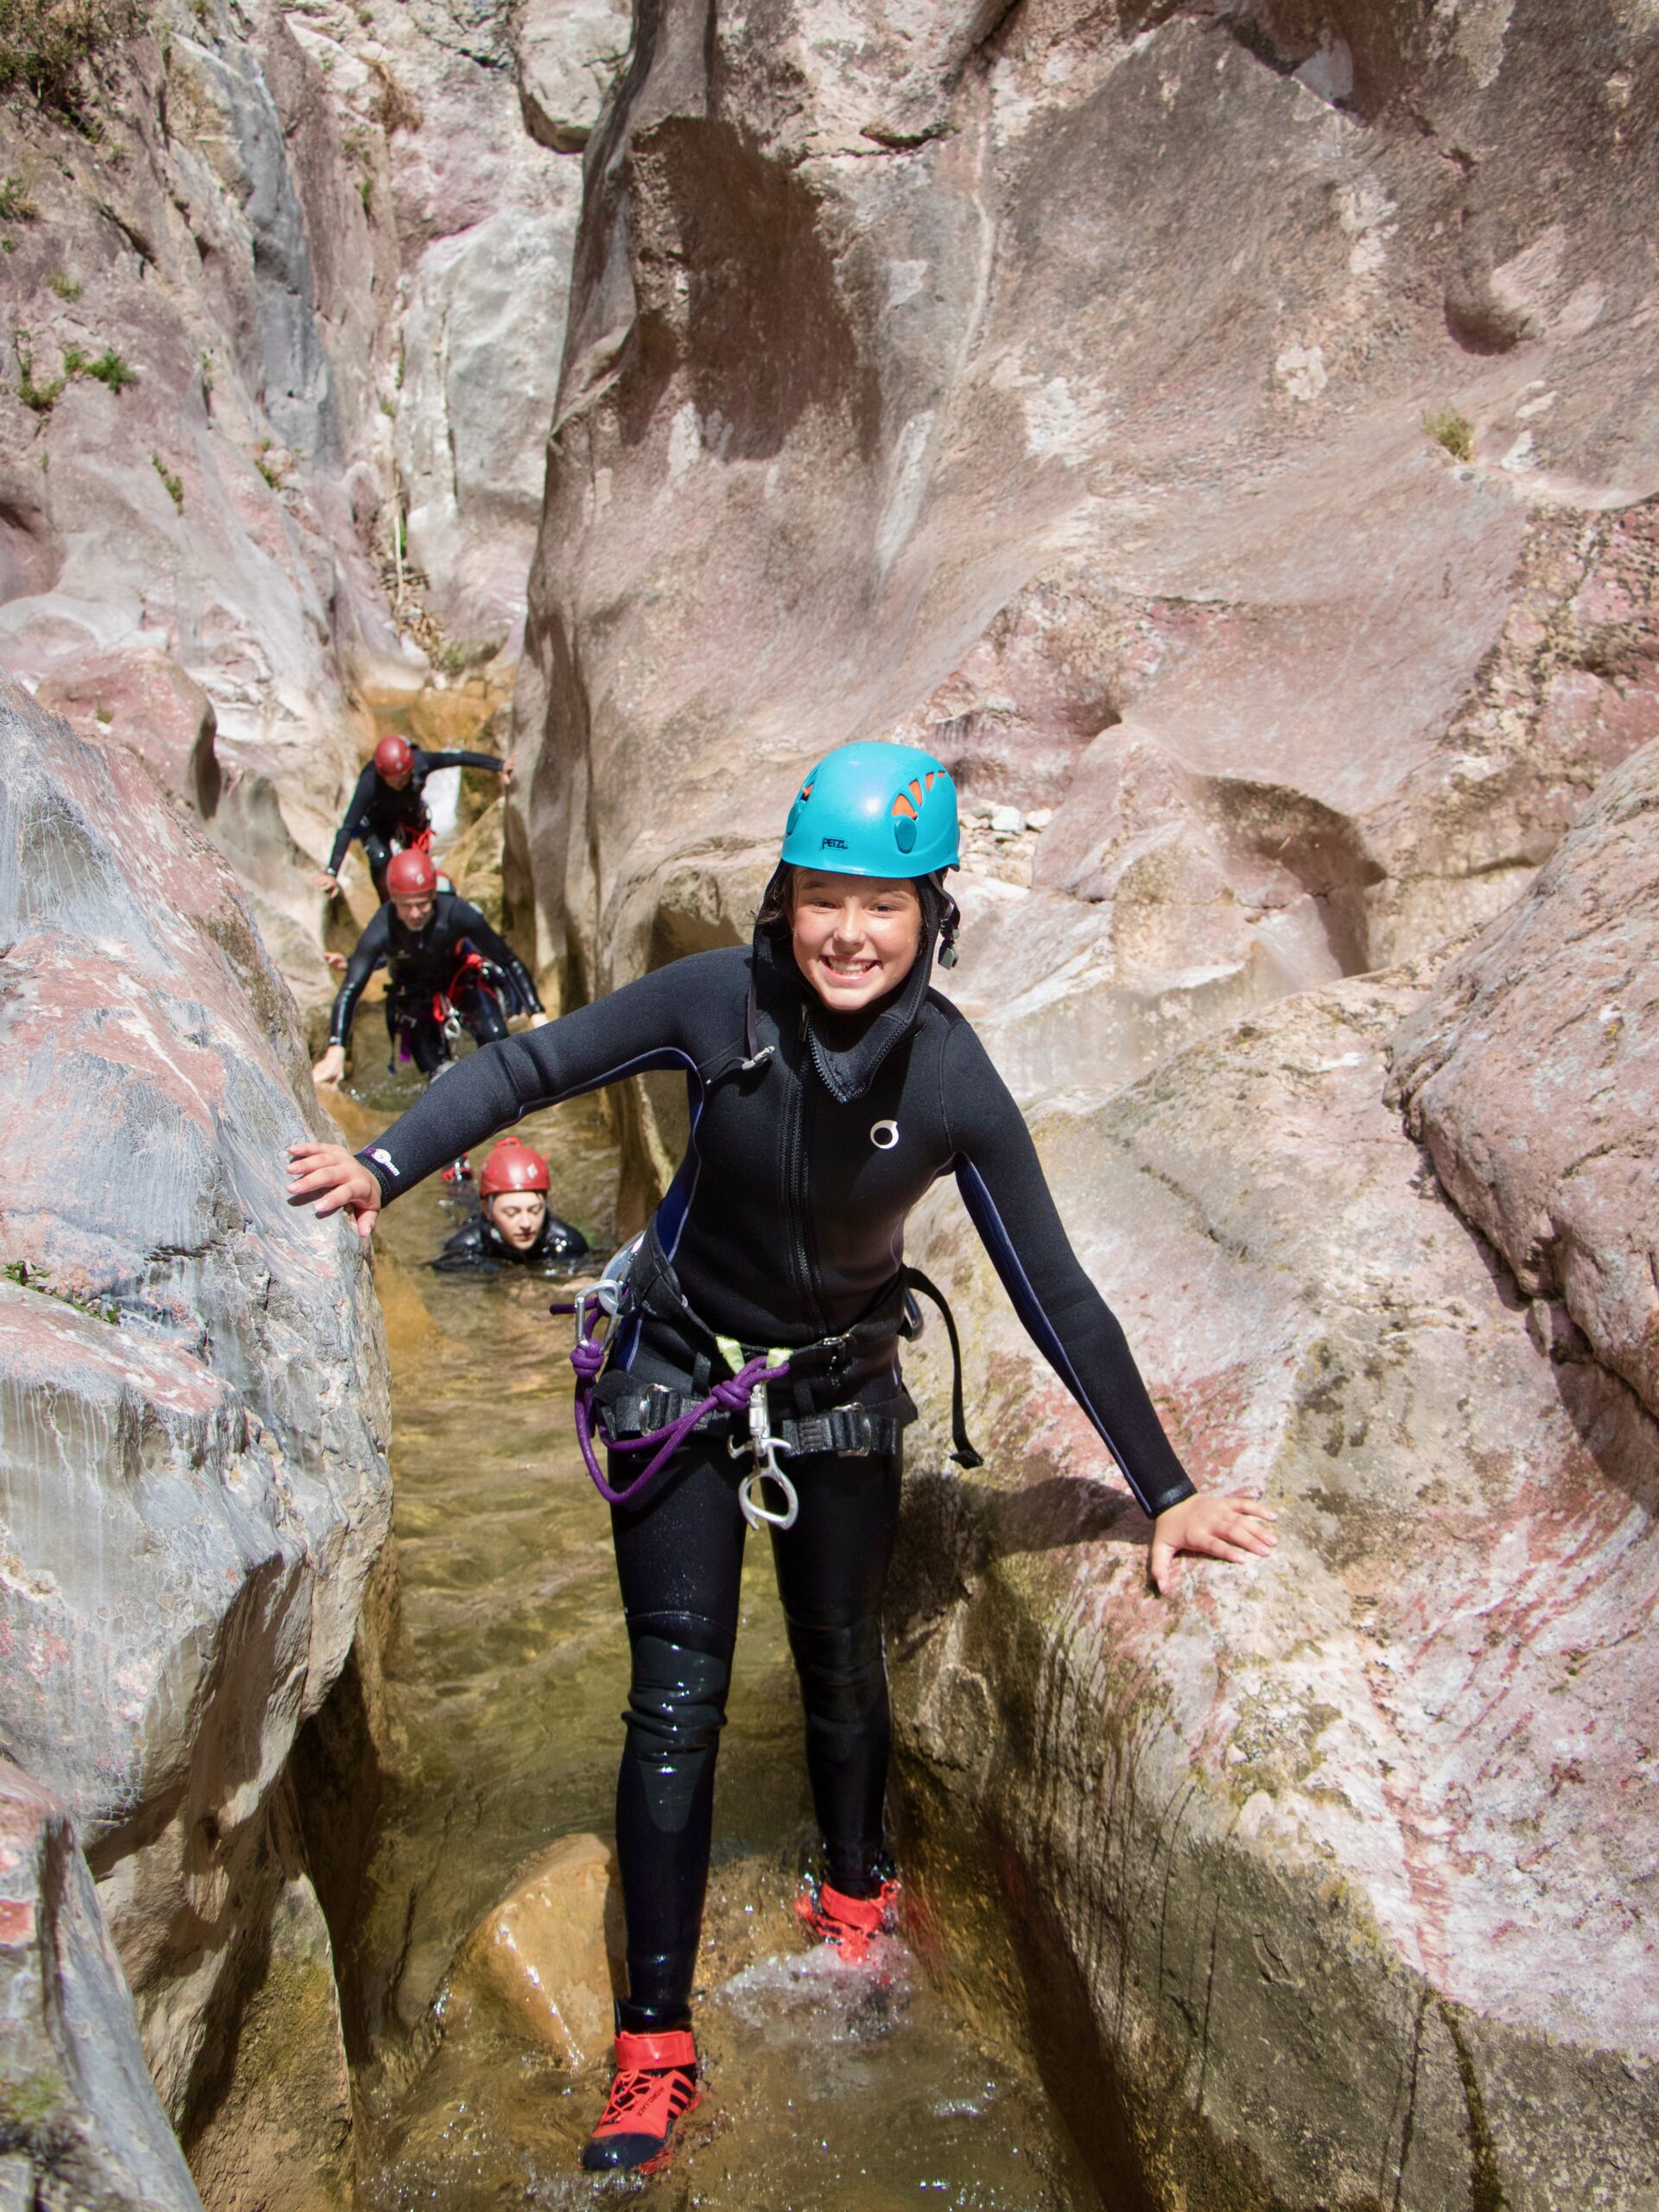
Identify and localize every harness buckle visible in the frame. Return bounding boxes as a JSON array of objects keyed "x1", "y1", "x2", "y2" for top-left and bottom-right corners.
[{"x1": 836, "y1": 1404, "x2": 874, "y2": 1457}]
